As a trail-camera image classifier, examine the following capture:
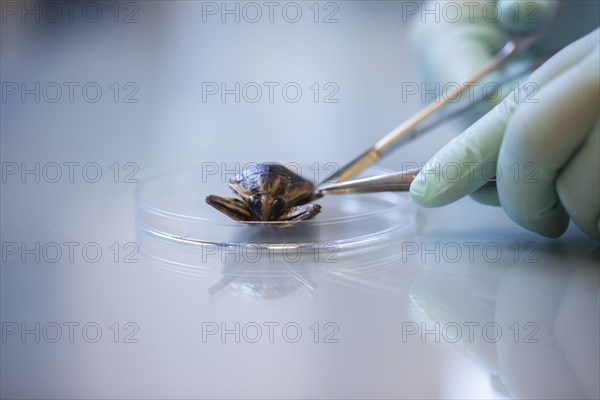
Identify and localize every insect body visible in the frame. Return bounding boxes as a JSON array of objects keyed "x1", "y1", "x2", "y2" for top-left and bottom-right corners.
[{"x1": 206, "y1": 163, "x2": 321, "y2": 225}]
